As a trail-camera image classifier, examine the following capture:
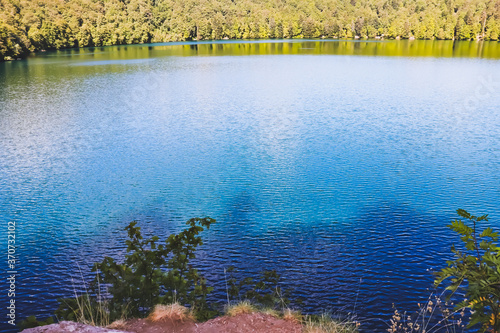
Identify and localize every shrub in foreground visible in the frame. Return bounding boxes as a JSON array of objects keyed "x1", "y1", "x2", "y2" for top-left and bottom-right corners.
[
  {"x1": 93, "y1": 217, "x2": 216, "y2": 320},
  {"x1": 435, "y1": 209, "x2": 500, "y2": 332},
  {"x1": 55, "y1": 217, "x2": 216, "y2": 323}
]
